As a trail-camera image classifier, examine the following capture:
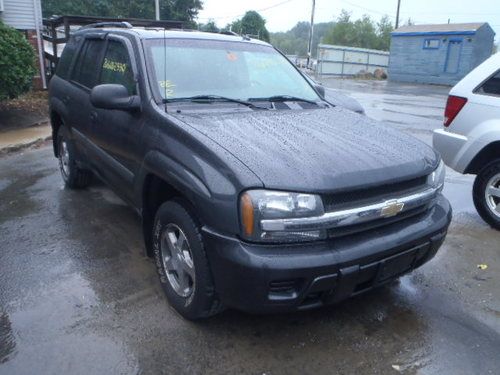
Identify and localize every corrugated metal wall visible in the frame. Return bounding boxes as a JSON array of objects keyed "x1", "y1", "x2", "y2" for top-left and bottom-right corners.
[
  {"x1": 316, "y1": 44, "x2": 389, "y2": 76},
  {"x1": 0, "y1": 0, "x2": 40, "y2": 30}
]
